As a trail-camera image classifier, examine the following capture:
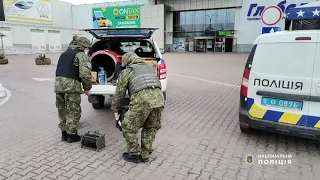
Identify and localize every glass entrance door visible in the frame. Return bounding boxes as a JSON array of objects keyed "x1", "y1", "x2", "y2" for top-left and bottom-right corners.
[
  {"x1": 196, "y1": 39, "x2": 207, "y2": 52},
  {"x1": 215, "y1": 38, "x2": 224, "y2": 52},
  {"x1": 206, "y1": 39, "x2": 215, "y2": 52},
  {"x1": 185, "y1": 38, "x2": 195, "y2": 52}
]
